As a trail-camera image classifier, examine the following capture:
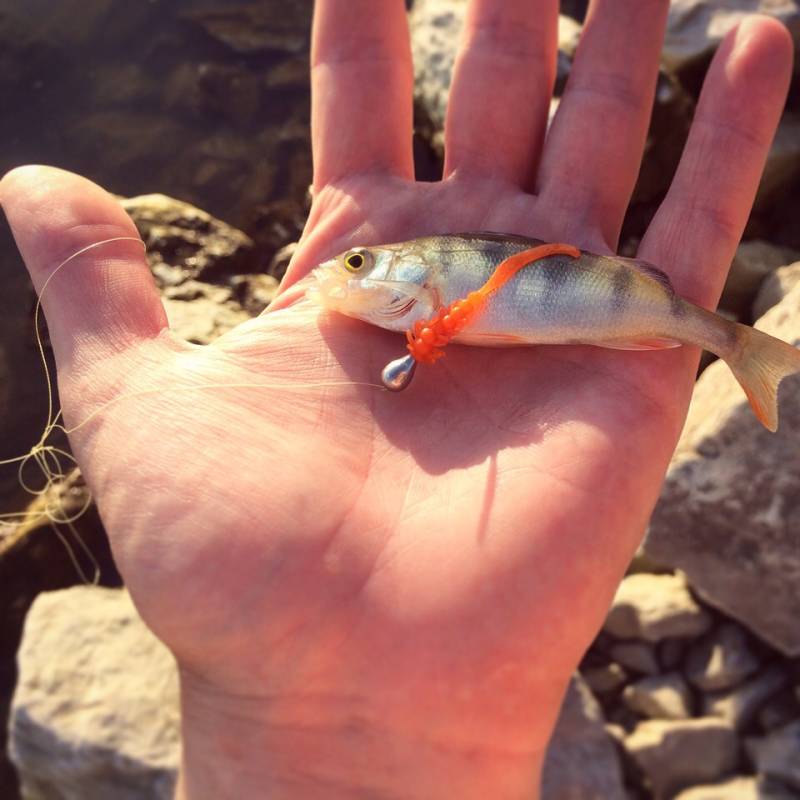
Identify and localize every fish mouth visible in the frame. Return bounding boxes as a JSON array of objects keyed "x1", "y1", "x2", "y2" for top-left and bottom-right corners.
[{"x1": 306, "y1": 261, "x2": 353, "y2": 310}]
